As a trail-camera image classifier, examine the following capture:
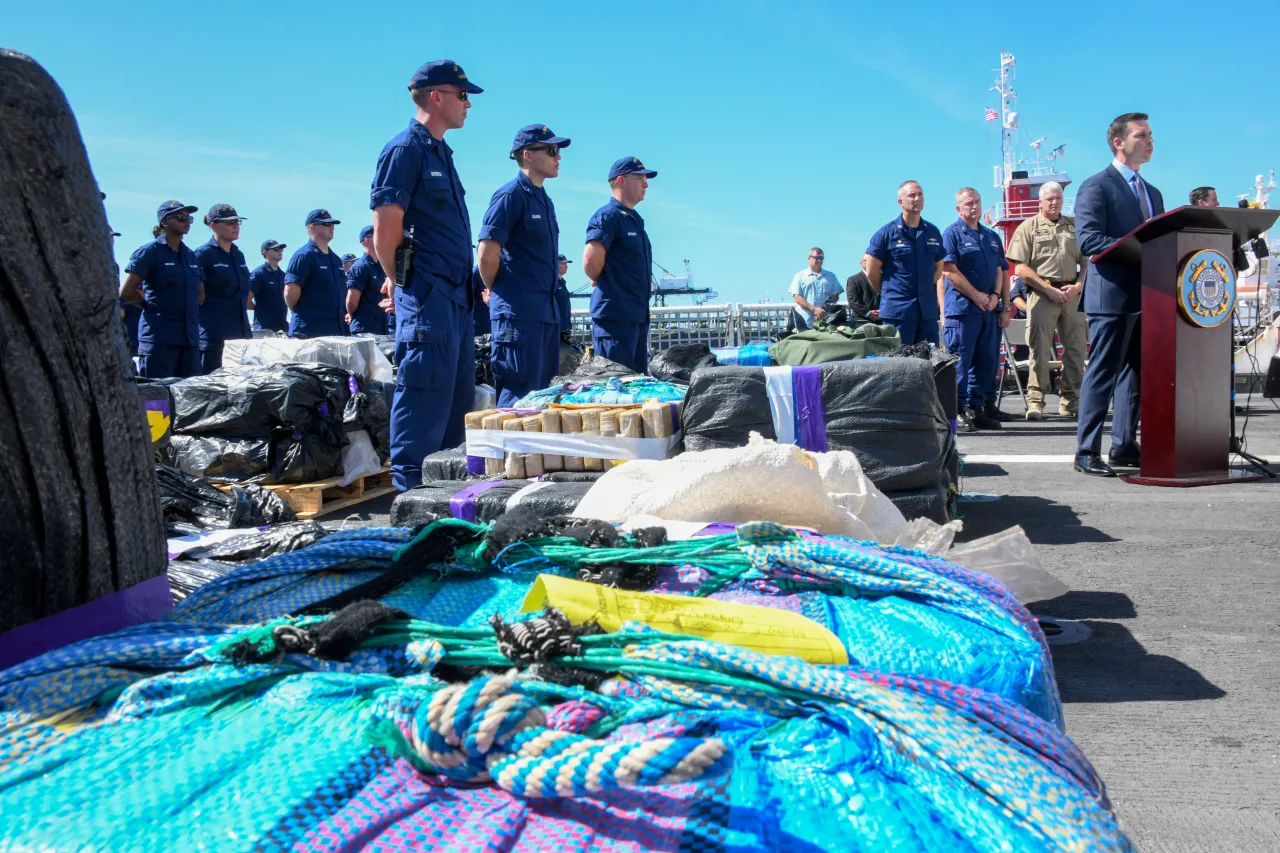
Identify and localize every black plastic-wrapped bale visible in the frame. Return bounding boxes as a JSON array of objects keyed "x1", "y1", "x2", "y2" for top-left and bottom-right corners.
[
  {"x1": 423, "y1": 445, "x2": 471, "y2": 482},
  {"x1": 163, "y1": 434, "x2": 272, "y2": 483},
  {"x1": 681, "y1": 360, "x2": 951, "y2": 493},
  {"x1": 0, "y1": 50, "x2": 166, "y2": 633},
  {"x1": 886, "y1": 485, "x2": 954, "y2": 524},
  {"x1": 170, "y1": 364, "x2": 338, "y2": 440},
  {"x1": 155, "y1": 464, "x2": 296, "y2": 535},
  {"x1": 648, "y1": 343, "x2": 717, "y2": 383},
  {"x1": 392, "y1": 479, "x2": 533, "y2": 526}
]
